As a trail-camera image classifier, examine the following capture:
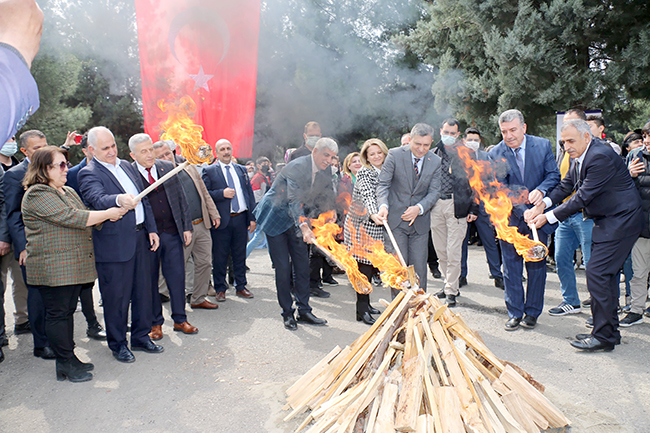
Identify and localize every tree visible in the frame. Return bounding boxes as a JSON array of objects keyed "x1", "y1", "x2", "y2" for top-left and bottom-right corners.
[{"x1": 397, "y1": 0, "x2": 650, "y2": 144}]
